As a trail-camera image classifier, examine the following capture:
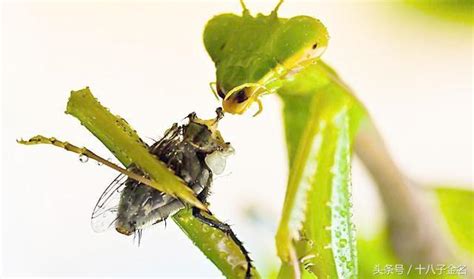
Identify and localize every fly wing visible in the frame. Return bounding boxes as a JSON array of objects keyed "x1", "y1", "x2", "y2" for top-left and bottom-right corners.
[{"x1": 91, "y1": 173, "x2": 128, "y2": 233}]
